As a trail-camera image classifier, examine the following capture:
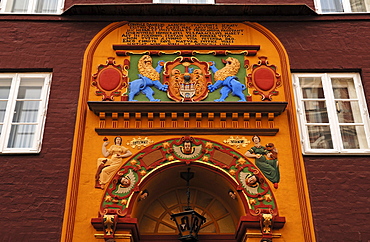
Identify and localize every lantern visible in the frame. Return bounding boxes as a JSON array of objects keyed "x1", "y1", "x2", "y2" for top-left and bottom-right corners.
[
  {"x1": 170, "y1": 168, "x2": 206, "y2": 241},
  {"x1": 171, "y1": 209, "x2": 206, "y2": 241}
]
